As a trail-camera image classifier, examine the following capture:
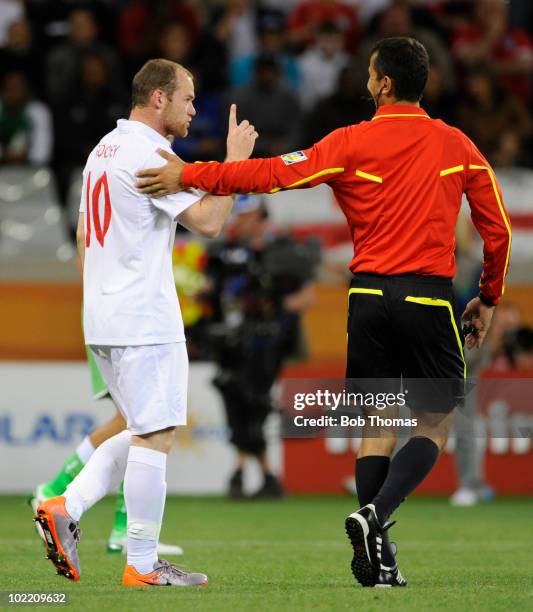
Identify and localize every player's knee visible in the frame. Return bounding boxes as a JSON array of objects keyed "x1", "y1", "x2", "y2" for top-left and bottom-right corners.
[
  {"x1": 135, "y1": 426, "x2": 177, "y2": 454},
  {"x1": 113, "y1": 411, "x2": 127, "y2": 429}
]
